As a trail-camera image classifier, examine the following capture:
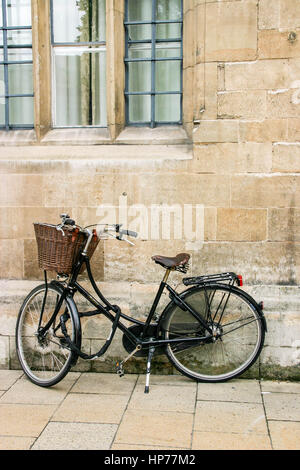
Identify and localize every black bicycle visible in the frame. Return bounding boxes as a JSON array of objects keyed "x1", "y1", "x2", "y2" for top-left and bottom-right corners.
[{"x1": 15, "y1": 215, "x2": 267, "y2": 393}]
